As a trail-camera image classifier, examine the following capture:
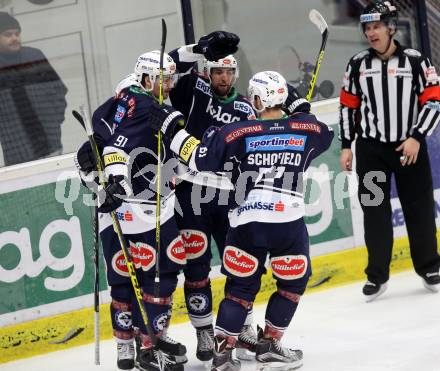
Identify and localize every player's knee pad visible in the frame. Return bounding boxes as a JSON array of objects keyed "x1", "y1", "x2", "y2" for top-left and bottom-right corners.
[
  {"x1": 224, "y1": 276, "x2": 260, "y2": 303},
  {"x1": 183, "y1": 262, "x2": 211, "y2": 282},
  {"x1": 110, "y1": 284, "x2": 133, "y2": 303},
  {"x1": 142, "y1": 273, "x2": 178, "y2": 298},
  {"x1": 110, "y1": 299, "x2": 133, "y2": 339}
]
